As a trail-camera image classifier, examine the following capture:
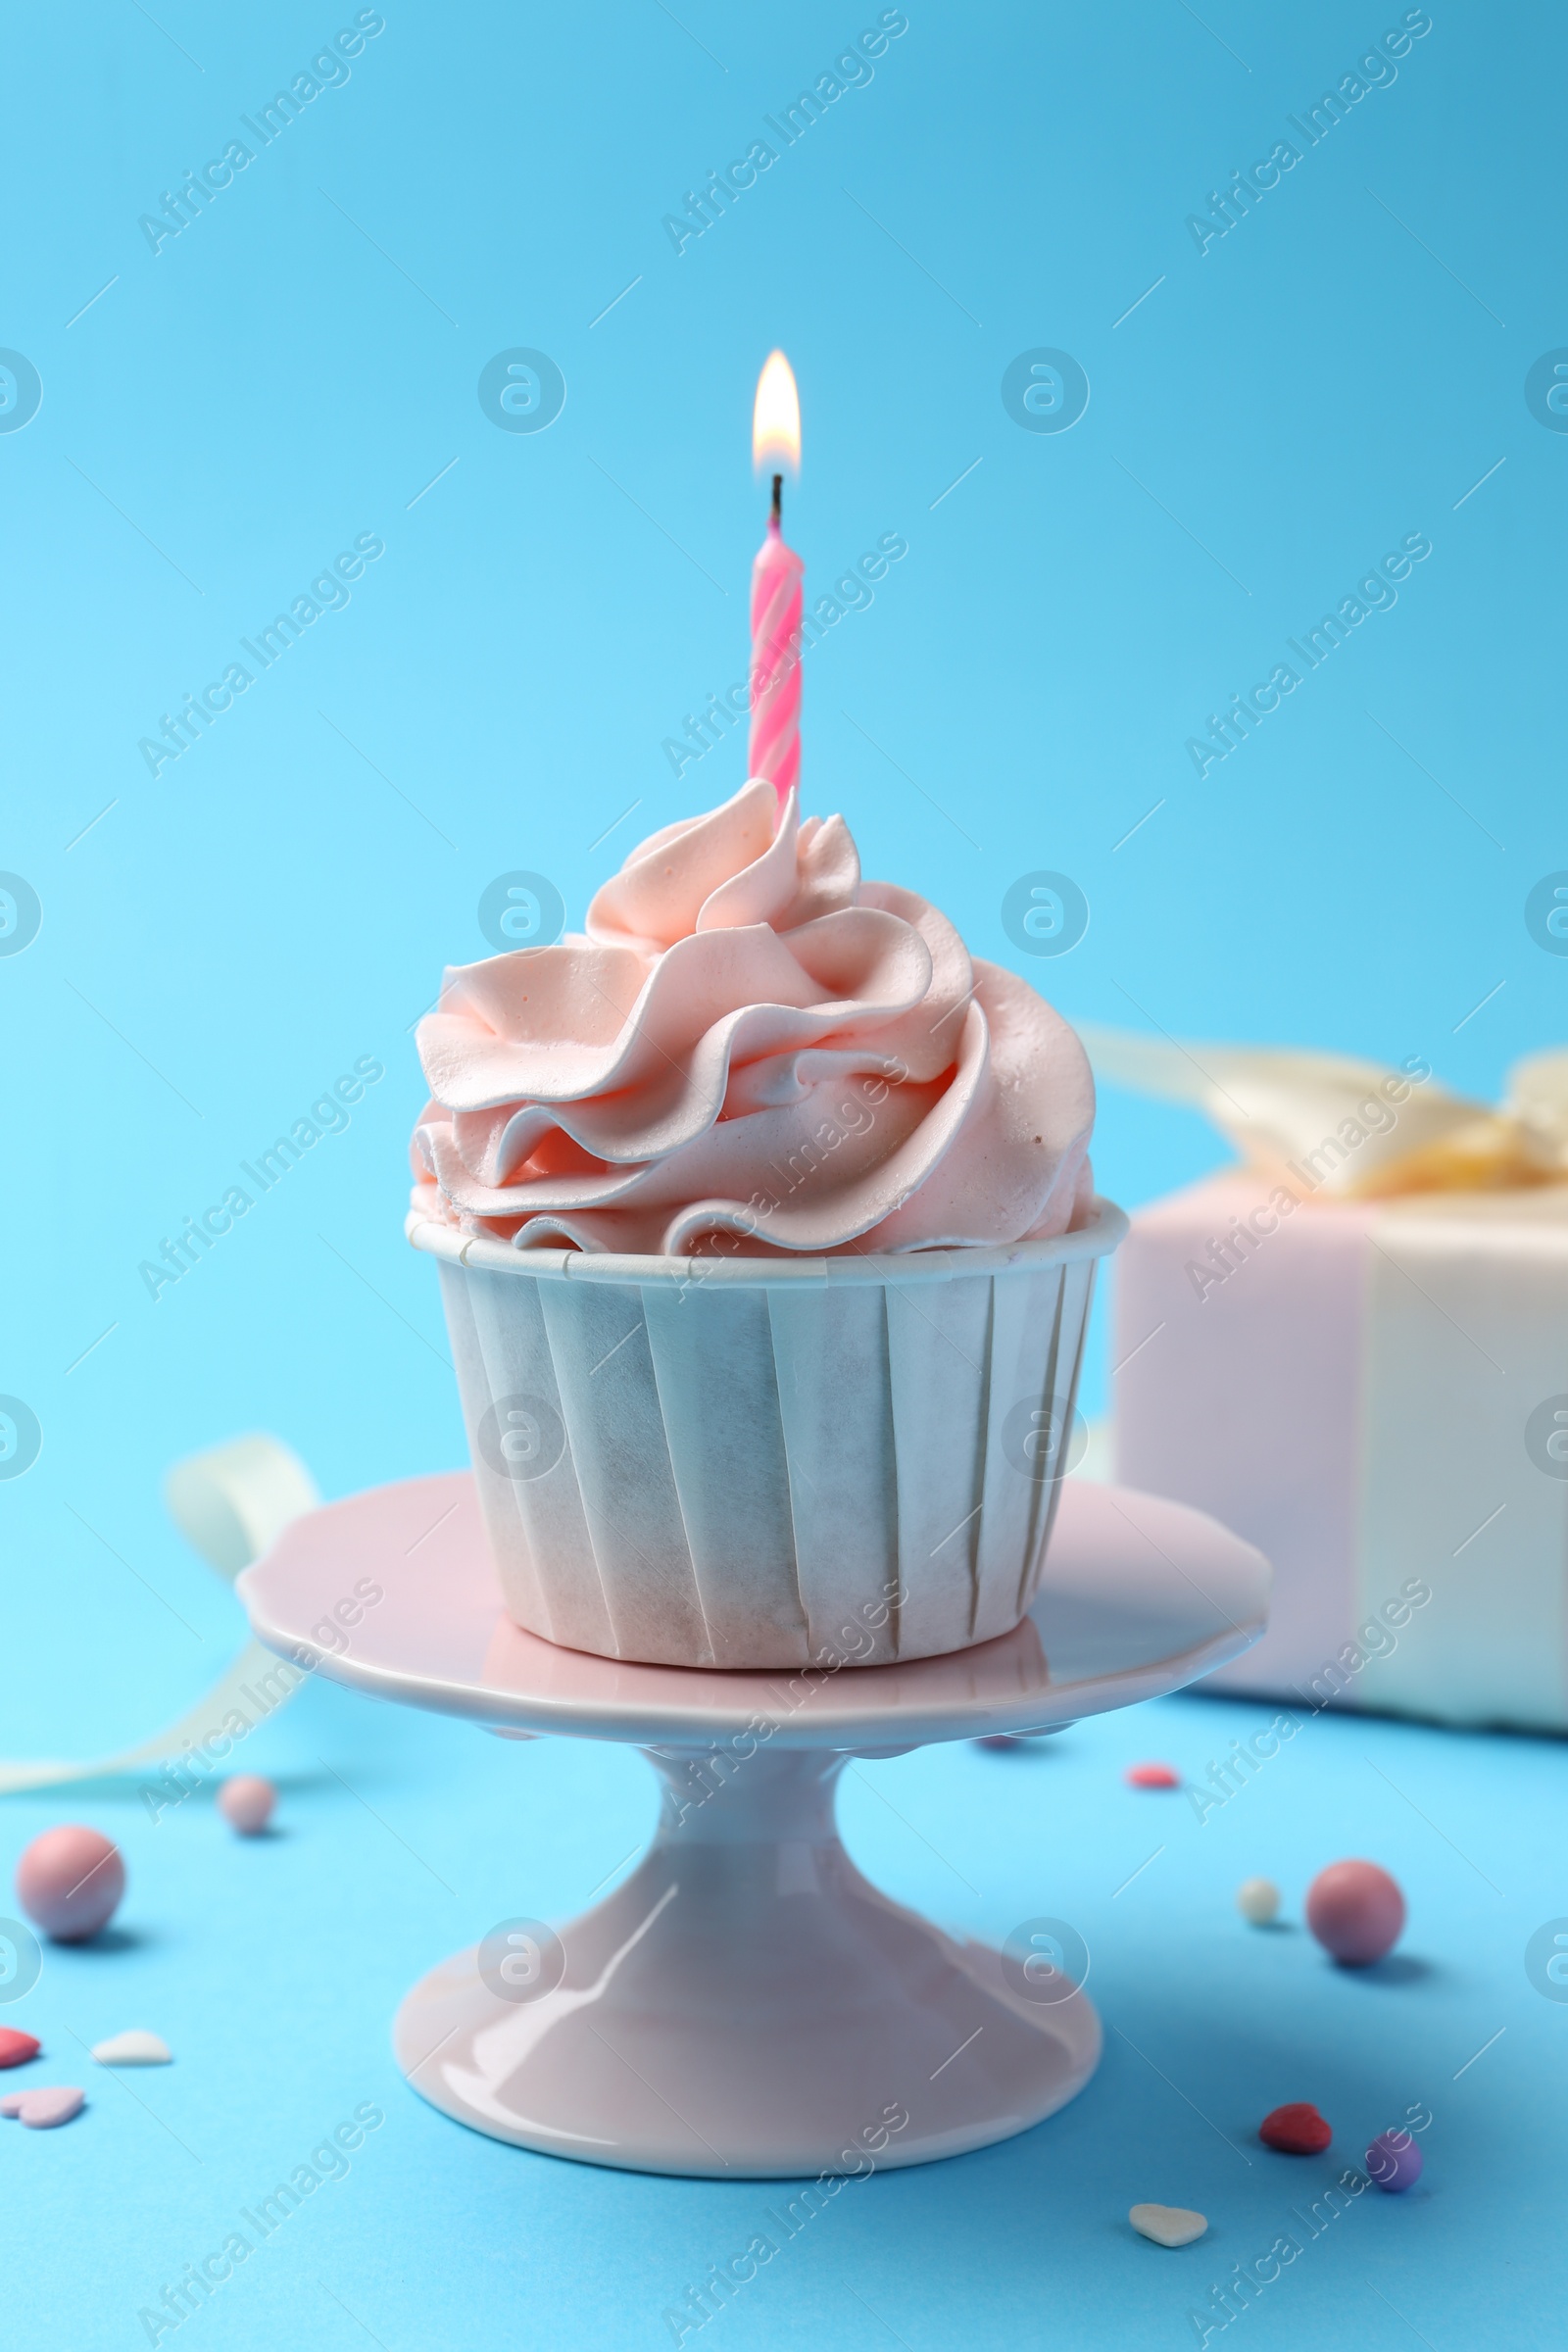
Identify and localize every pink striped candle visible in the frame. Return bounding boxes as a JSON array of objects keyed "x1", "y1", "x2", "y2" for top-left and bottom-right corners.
[
  {"x1": 749, "y1": 351, "x2": 803, "y2": 812},
  {"x1": 748, "y1": 490, "x2": 804, "y2": 810}
]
